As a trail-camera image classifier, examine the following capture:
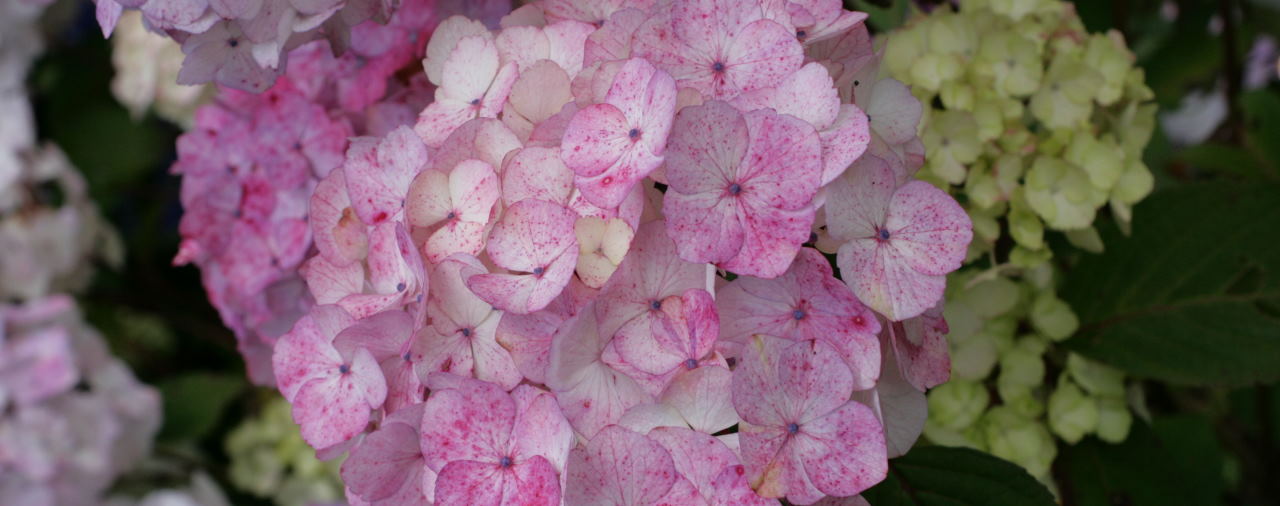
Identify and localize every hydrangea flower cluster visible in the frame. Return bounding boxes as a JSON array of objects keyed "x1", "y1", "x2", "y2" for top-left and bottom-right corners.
[
  {"x1": 168, "y1": 0, "x2": 975, "y2": 503},
  {"x1": 876, "y1": 0, "x2": 1155, "y2": 486},
  {"x1": 170, "y1": 0, "x2": 455, "y2": 385},
  {"x1": 3, "y1": 0, "x2": 122, "y2": 303},
  {"x1": 91, "y1": 0, "x2": 509, "y2": 92},
  {"x1": 111, "y1": 10, "x2": 214, "y2": 126},
  {"x1": 0, "y1": 295, "x2": 163, "y2": 505},
  {"x1": 226, "y1": 396, "x2": 345, "y2": 506}
]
